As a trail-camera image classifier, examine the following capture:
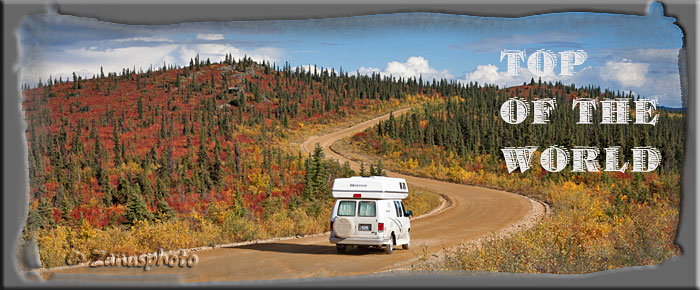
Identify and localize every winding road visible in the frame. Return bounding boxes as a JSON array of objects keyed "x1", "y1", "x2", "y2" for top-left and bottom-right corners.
[{"x1": 46, "y1": 108, "x2": 538, "y2": 283}]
